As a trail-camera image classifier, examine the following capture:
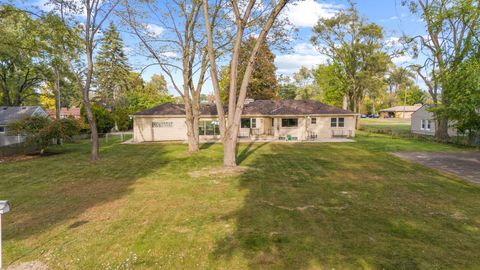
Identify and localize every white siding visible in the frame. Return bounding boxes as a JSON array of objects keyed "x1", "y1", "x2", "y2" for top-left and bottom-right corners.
[
  {"x1": 133, "y1": 117, "x2": 188, "y2": 142},
  {"x1": 411, "y1": 105, "x2": 457, "y2": 136}
]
